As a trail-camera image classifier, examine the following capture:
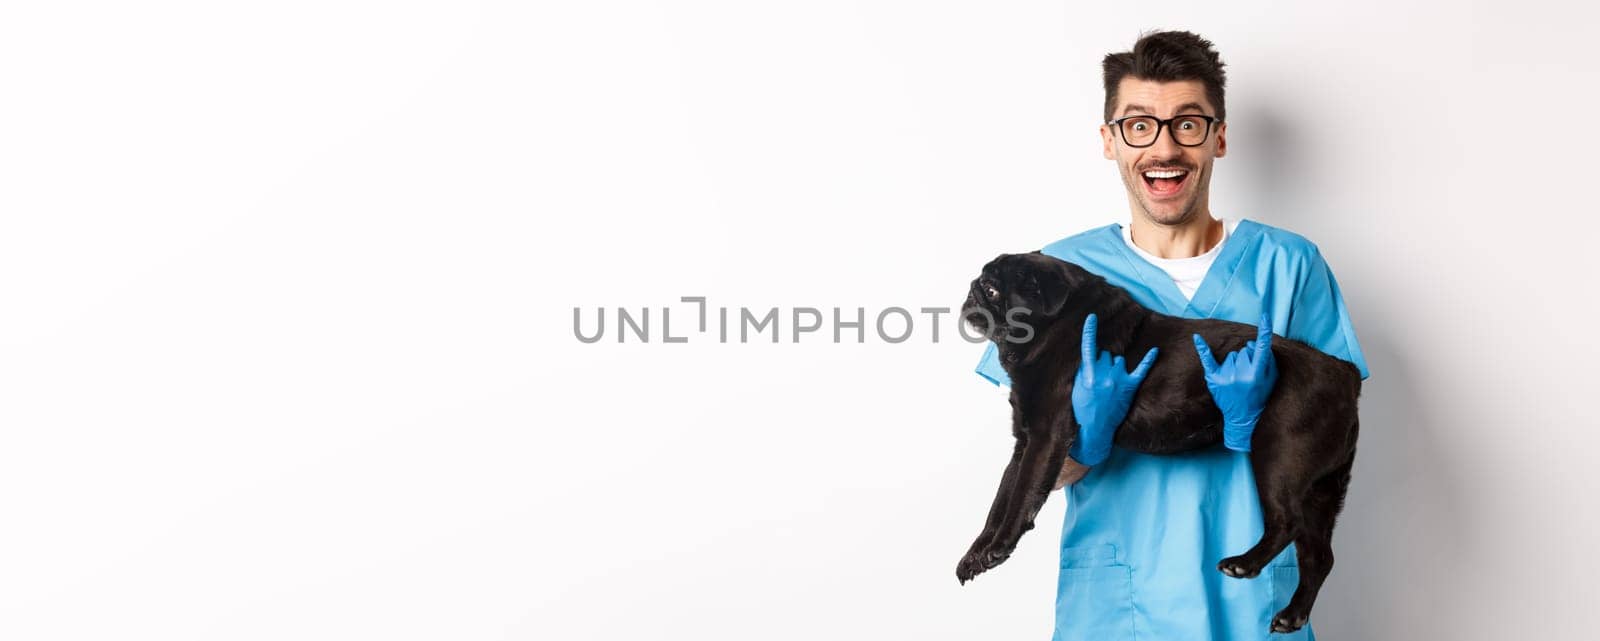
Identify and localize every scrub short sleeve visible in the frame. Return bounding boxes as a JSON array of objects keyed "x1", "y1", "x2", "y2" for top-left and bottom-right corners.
[
  {"x1": 974, "y1": 341, "x2": 1012, "y2": 387},
  {"x1": 1288, "y1": 247, "x2": 1371, "y2": 380}
]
